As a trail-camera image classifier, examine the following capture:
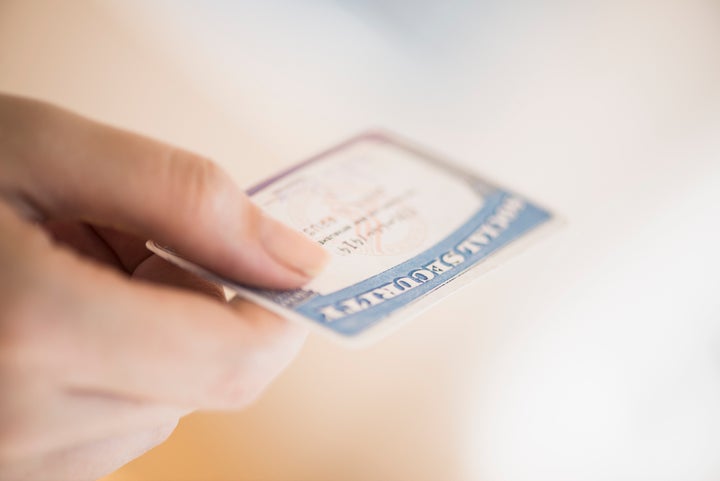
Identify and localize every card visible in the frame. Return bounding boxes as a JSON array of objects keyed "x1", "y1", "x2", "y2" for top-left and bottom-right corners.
[{"x1": 148, "y1": 131, "x2": 555, "y2": 346}]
